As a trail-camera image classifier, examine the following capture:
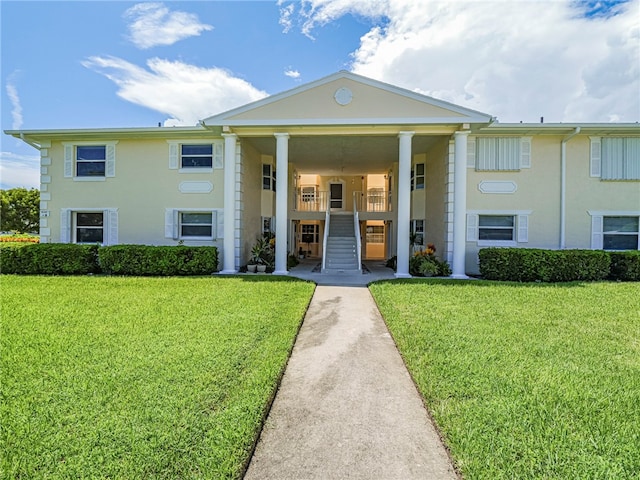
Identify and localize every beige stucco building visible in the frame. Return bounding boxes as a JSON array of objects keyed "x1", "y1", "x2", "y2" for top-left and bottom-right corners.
[{"x1": 6, "y1": 71, "x2": 640, "y2": 276}]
